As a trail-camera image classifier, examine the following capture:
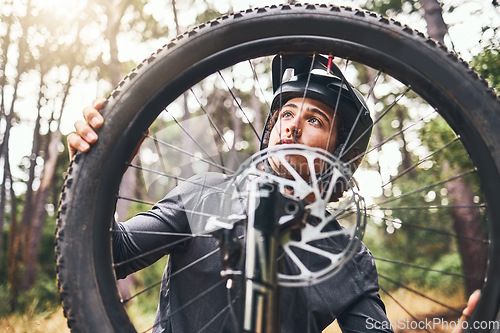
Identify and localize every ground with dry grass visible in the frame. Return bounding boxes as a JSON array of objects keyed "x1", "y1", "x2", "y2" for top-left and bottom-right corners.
[
  {"x1": 2, "y1": 288, "x2": 466, "y2": 333},
  {"x1": 1, "y1": 308, "x2": 70, "y2": 333}
]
